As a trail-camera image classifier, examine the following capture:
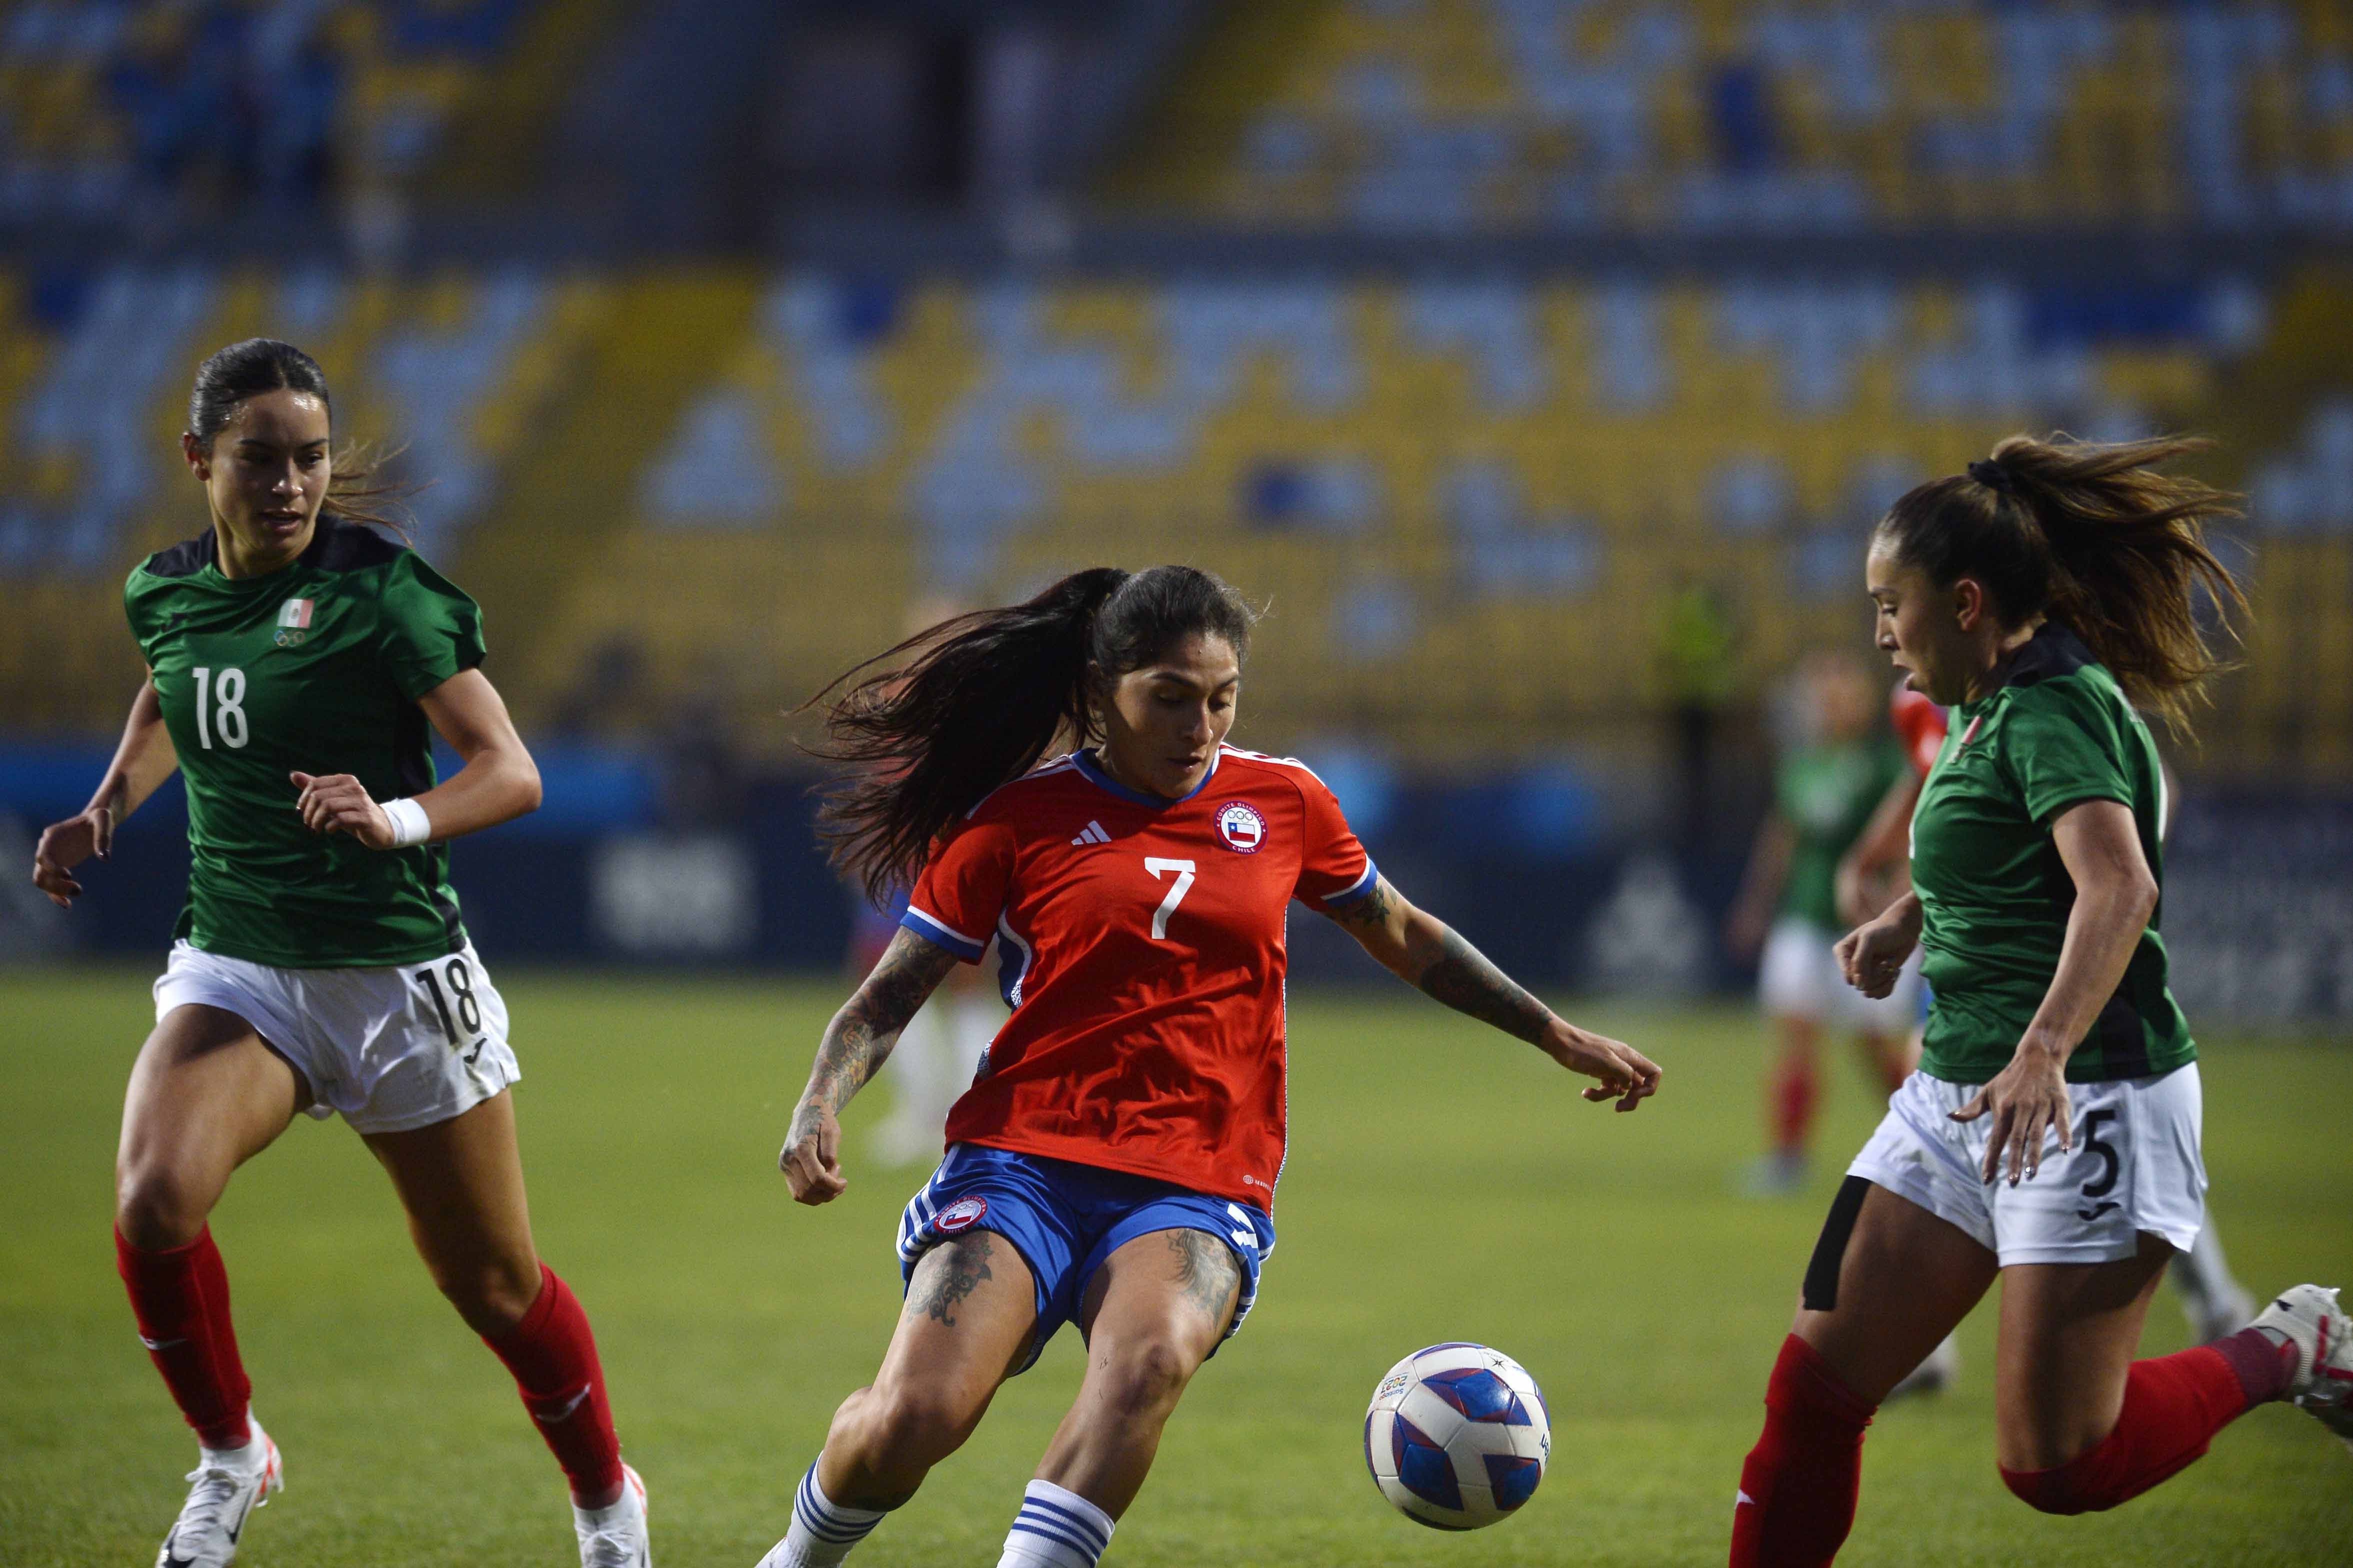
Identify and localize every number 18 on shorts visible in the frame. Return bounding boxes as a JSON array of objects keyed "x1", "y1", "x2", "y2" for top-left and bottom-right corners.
[{"x1": 154, "y1": 940, "x2": 522, "y2": 1136}]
